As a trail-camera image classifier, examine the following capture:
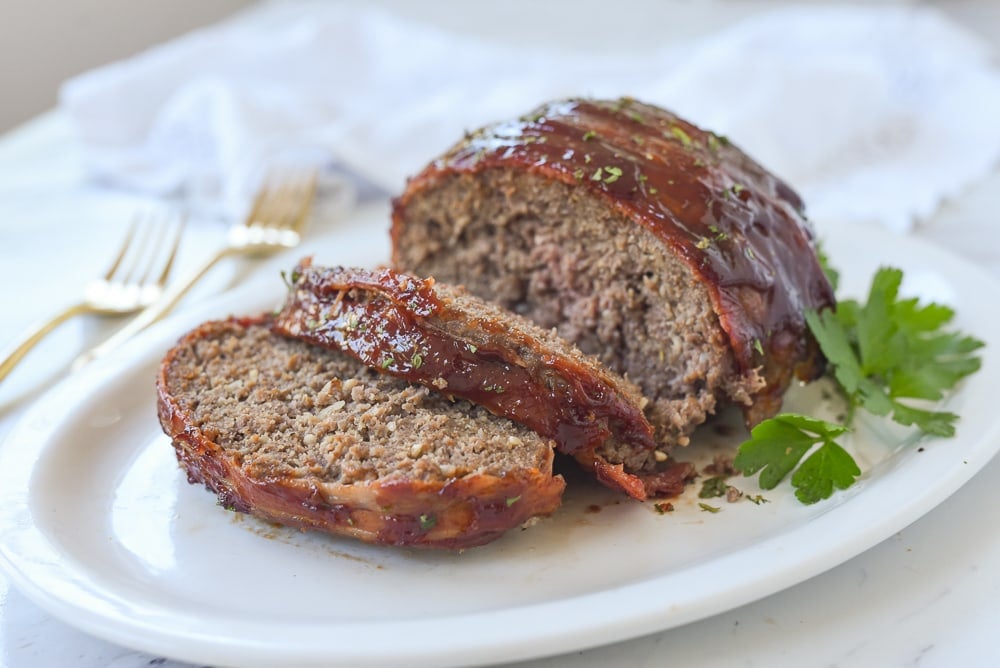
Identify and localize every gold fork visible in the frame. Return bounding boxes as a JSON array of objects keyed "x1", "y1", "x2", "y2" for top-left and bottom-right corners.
[
  {"x1": 74, "y1": 169, "x2": 318, "y2": 368},
  {"x1": 0, "y1": 212, "x2": 184, "y2": 383}
]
